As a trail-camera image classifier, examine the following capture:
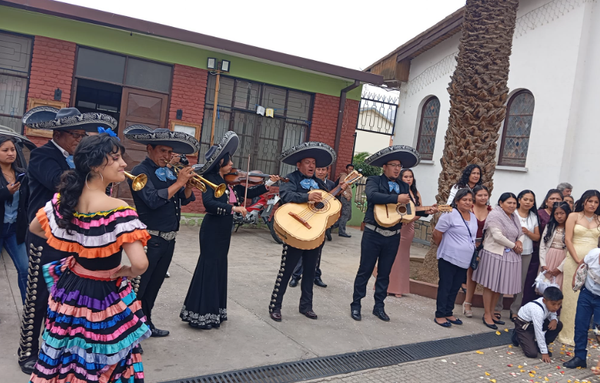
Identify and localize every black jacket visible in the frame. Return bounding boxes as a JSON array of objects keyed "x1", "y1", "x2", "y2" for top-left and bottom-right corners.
[
  {"x1": 202, "y1": 171, "x2": 268, "y2": 216},
  {"x1": 130, "y1": 157, "x2": 195, "y2": 232},
  {"x1": 280, "y1": 170, "x2": 328, "y2": 205},
  {"x1": 363, "y1": 174, "x2": 410, "y2": 231},
  {"x1": 27, "y1": 141, "x2": 70, "y2": 223},
  {"x1": 0, "y1": 167, "x2": 28, "y2": 244}
]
